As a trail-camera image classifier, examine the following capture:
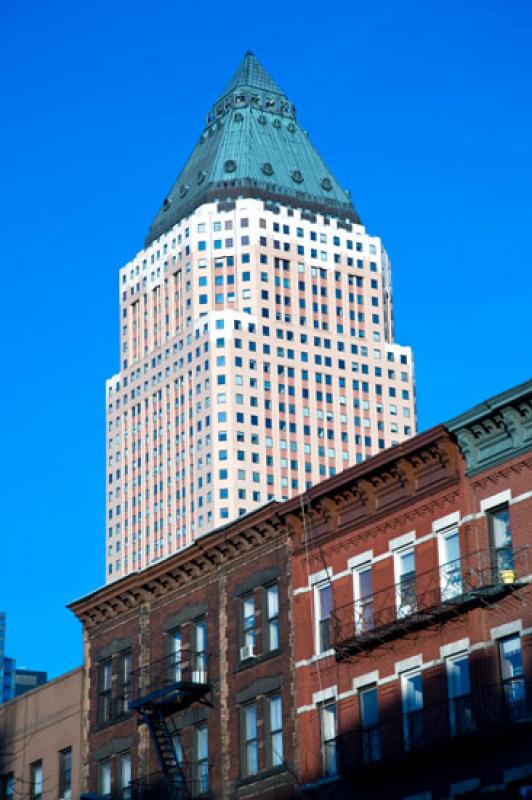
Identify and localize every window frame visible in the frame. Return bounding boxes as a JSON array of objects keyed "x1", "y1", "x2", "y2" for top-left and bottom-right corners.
[
  {"x1": 359, "y1": 684, "x2": 380, "y2": 762},
  {"x1": 265, "y1": 583, "x2": 280, "y2": 652},
  {"x1": 438, "y1": 528, "x2": 462, "y2": 601},
  {"x1": 487, "y1": 504, "x2": 514, "y2": 573},
  {"x1": 59, "y1": 747, "x2": 72, "y2": 800},
  {"x1": 266, "y1": 693, "x2": 284, "y2": 768},
  {"x1": 319, "y1": 699, "x2": 337, "y2": 776},
  {"x1": 29, "y1": 761, "x2": 43, "y2": 800},
  {"x1": 241, "y1": 702, "x2": 259, "y2": 777},
  {"x1": 401, "y1": 670, "x2": 424, "y2": 751},
  {"x1": 98, "y1": 658, "x2": 113, "y2": 724},
  {"x1": 394, "y1": 547, "x2": 416, "y2": 619},
  {"x1": 314, "y1": 581, "x2": 333, "y2": 654},
  {"x1": 353, "y1": 562, "x2": 374, "y2": 634},
  {"x1": 194, "y1": 724, "x2": 209, "y2": 795}
]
